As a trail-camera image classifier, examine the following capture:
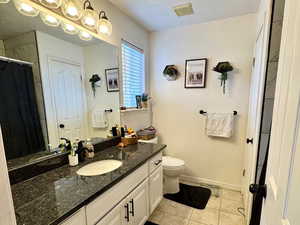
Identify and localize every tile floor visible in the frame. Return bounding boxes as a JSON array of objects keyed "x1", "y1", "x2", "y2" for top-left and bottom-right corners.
[{"x1": 149, "y1": 184, "x2": 245, "y2": 225}]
